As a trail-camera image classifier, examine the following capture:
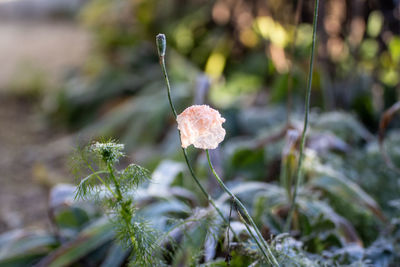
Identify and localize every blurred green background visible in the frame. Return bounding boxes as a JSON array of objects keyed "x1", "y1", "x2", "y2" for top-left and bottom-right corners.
[{"x1": 0, "y1": 0, "x2": 400, "y2": 266}]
